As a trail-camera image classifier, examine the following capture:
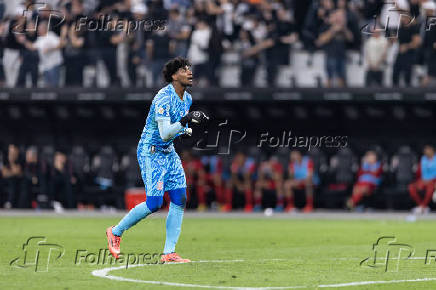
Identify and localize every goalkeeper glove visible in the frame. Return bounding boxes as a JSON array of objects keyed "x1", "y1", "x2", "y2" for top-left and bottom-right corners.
[{"x1": 180, "y1": 111, "x2": 209, "y2": 127}]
